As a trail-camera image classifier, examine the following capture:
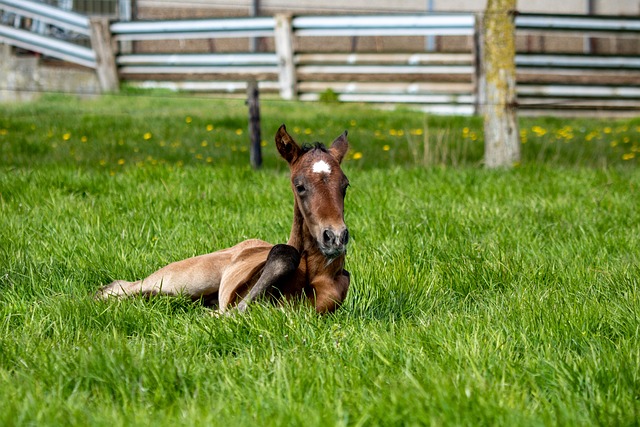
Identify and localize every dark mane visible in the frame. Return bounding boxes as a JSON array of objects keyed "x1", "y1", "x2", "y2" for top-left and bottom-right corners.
[{"x1": 301, "y1": 142, "x2": 327, "y2": 153}]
